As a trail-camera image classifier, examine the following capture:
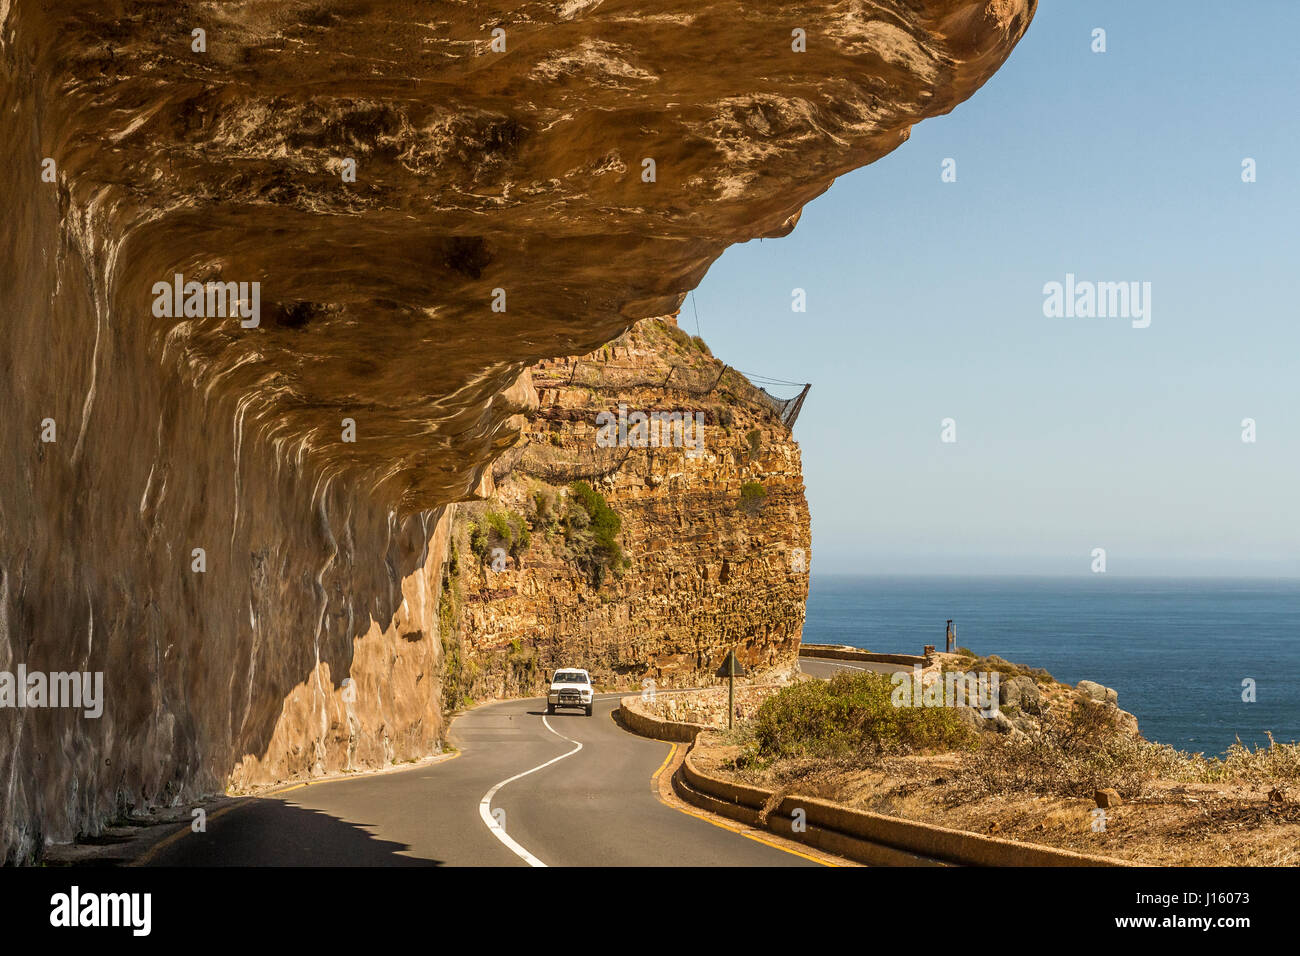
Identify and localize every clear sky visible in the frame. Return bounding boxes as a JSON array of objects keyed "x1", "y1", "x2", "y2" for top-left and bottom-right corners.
[{"x1": 692, "y1": 0, "x2": 1300, "y2": 577}]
